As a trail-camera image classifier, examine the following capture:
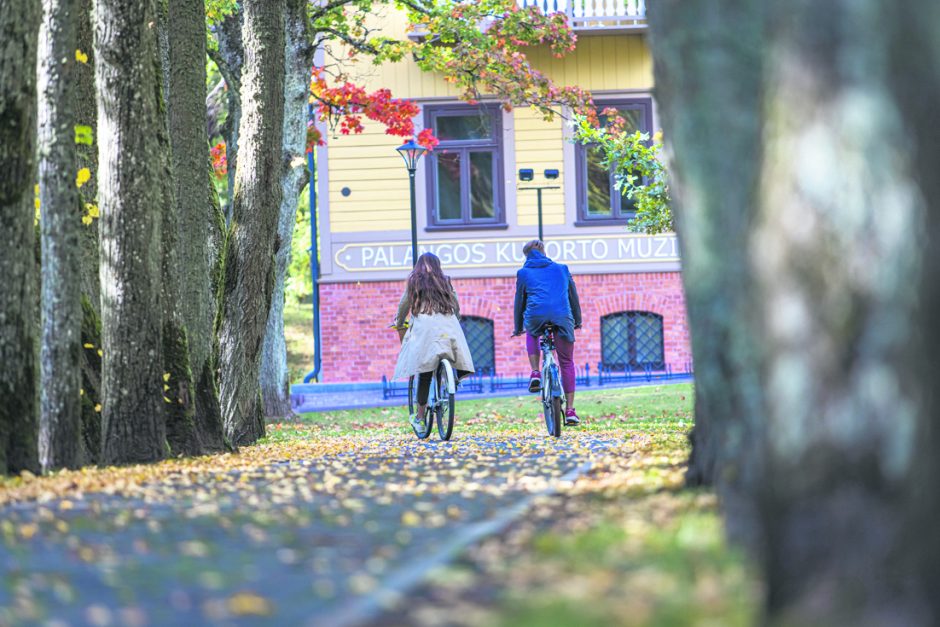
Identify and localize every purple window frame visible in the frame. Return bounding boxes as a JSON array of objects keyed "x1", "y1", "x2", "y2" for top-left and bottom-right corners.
[
  {"x1": 424, "y1": 104, "x2": 506, "y2": 231},
  {"x1": 575, "y1": 98, "x2": 653, "y2": 226}
]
